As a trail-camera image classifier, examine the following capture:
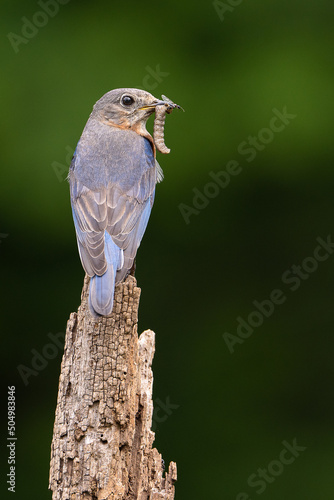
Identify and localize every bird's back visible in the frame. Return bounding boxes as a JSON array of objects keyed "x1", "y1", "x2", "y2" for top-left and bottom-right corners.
[
  {"x1": 69, "y1": 116, "x2": 158, "y2": 316},
  {"x1": 70, "y1": 118, "x2": 156, "y2": 195}
]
